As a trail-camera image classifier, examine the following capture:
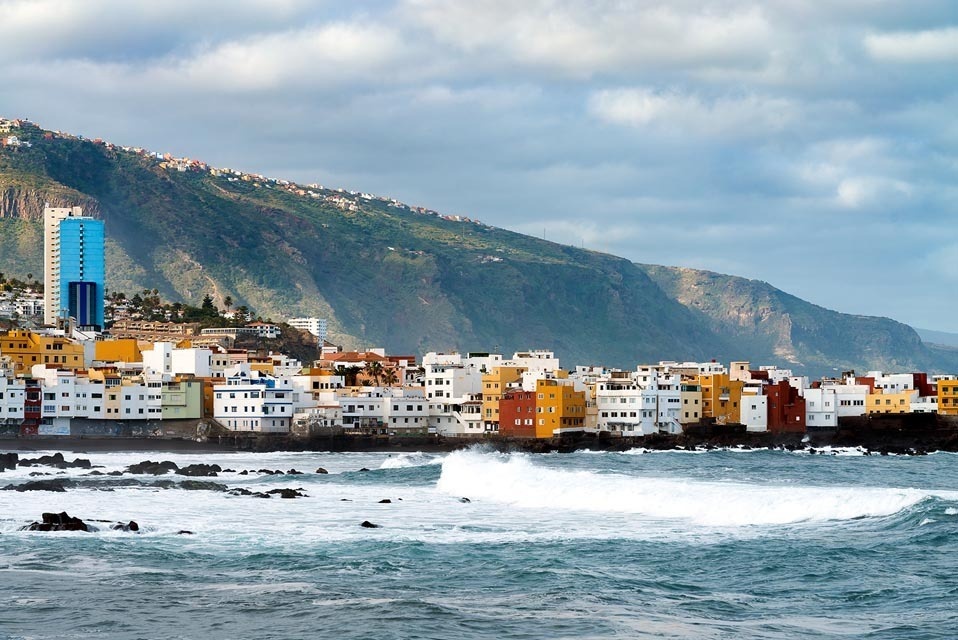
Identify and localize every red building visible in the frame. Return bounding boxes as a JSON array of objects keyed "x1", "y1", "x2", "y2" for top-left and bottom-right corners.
[
  {"x1": 498, "y1": 390, "x2": 537, "y2": 438},
  {"x1": 766, "y1": 380, "x2": 806, "y2": 434}
]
